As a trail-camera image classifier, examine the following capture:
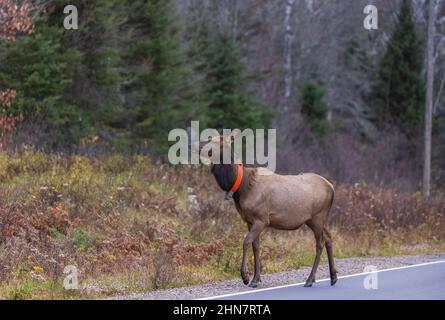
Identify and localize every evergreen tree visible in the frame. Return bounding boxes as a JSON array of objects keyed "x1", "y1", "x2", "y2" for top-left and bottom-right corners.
[
  {"x1": 0, "y1": 1, "x2": 273, "y2": 152},
  {"x1": 73, "y1": 0, "x2": 127, "y2": 133},
  {"x1": 301, "y1": 82, "x2": 329, "y2": 137},
  {"x1": 45, "y1": 0, "x2": 134, "y2": 150},
  {"x1": 184, "y1": 3, "x2": 212, "y2": 128},
  {"x1": 372, "y1": 0, "x2": 424, "y2": 136},
  {"x1": 0, "y1": 22, "x2": 86, "y2": 148},
  {"x1": 123, "y1": 0, "x2": 203, "y2": 153},
  {"x1": 204, "y1": 33, "x2": 272, "y2": 130}
]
